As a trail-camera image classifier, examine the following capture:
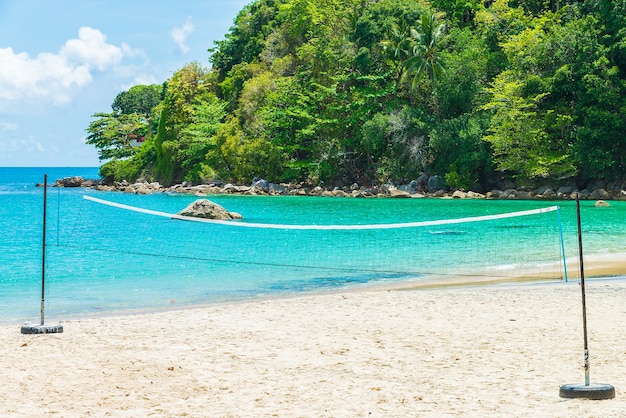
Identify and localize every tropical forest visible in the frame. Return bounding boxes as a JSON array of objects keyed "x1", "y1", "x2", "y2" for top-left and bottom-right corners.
[{"x1": 86, "y1": 0, "x2": 626, "y2": 193}]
